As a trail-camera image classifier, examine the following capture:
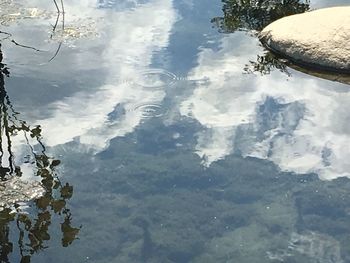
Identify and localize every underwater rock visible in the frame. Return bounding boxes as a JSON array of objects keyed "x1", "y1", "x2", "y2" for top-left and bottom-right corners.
[
  {"x1": 288, "y1": 231, "x2": 343, "y2": 263},
  {"x1": 266, "y1": 231, "x2": 344, "y2": 262},
  {"x1": 259, "y1": 7, "x2": 350, "y2": 73},
  {"x1": 193, "y1": 224, "x2": 289, "y2": 263},
  {"x1": 0, "y1": 177, "x2": 45, "y2": 209}
]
